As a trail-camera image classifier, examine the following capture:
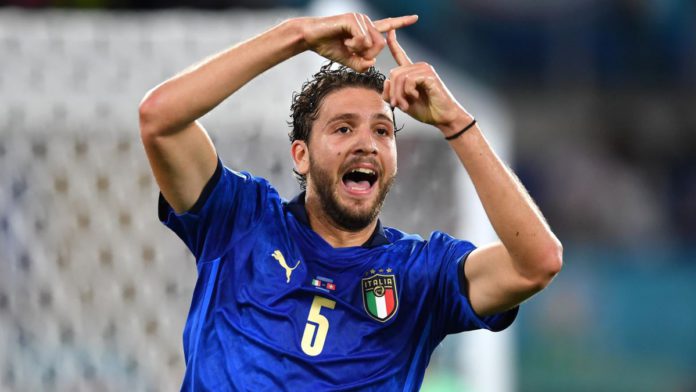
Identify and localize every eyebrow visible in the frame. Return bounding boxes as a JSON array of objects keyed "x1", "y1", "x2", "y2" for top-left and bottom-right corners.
[{"x1": 326, "y1": 113, "x2": 394, "y2": 124}]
